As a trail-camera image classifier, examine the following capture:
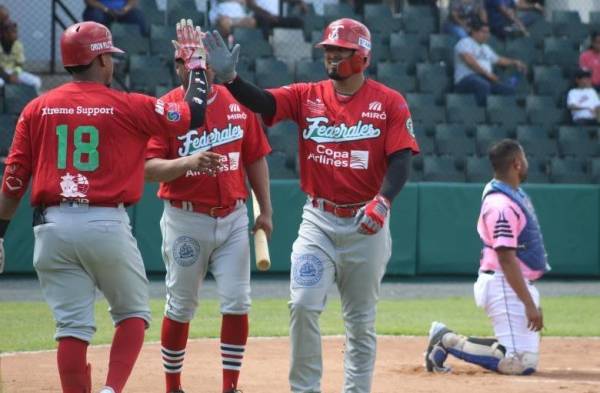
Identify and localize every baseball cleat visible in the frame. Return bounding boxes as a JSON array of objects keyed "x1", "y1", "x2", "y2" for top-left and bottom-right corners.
[{"x1": 425, "y1": 321, "x2": 452, "y2": 373}]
